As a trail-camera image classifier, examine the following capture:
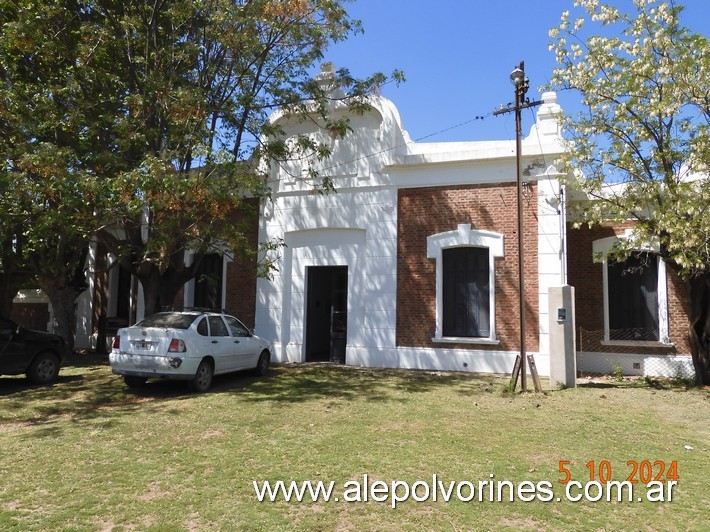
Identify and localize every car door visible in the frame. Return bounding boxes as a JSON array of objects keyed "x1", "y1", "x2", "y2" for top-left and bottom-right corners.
[
  {"x1": 224, "y1": 316, "x2": 259, "y2": 369},
  {"x1": 207, "y1": 315, "x2": 238, "y2": 373},
  {"x1": 193, "y1": 316, "x2": 214, "y2": 358},
  {"x1": 0, "y1": 316, "x2": 26, "y2": 373}
]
